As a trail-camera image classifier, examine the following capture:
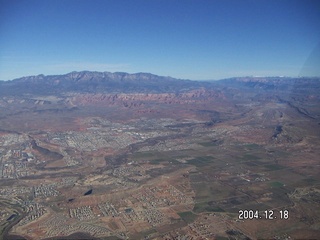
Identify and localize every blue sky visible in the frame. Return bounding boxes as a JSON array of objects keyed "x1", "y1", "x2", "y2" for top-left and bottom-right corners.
[{"x1": 1, "y1": 0, "x2": 320, "y2": 80}]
